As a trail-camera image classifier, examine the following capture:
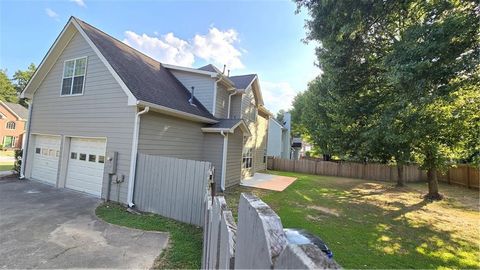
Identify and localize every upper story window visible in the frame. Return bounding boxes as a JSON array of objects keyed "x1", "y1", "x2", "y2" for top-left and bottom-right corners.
[
  {"x1": 6, "y1": 121, "x2": 15, "y2": 130},
  {"x1": 61, "y1": 57, "x2": 87, "y2": 96}
]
